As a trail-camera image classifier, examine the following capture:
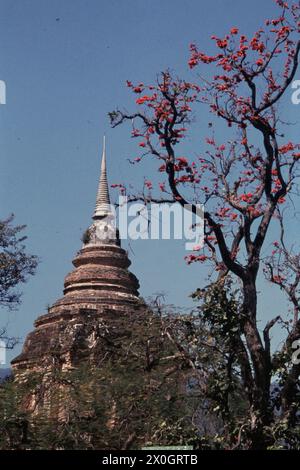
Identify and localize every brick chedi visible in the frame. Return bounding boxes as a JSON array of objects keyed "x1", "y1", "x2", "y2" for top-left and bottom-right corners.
[{"x1": 11, "y1": 137, "x2": 147, "y2": 375}]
